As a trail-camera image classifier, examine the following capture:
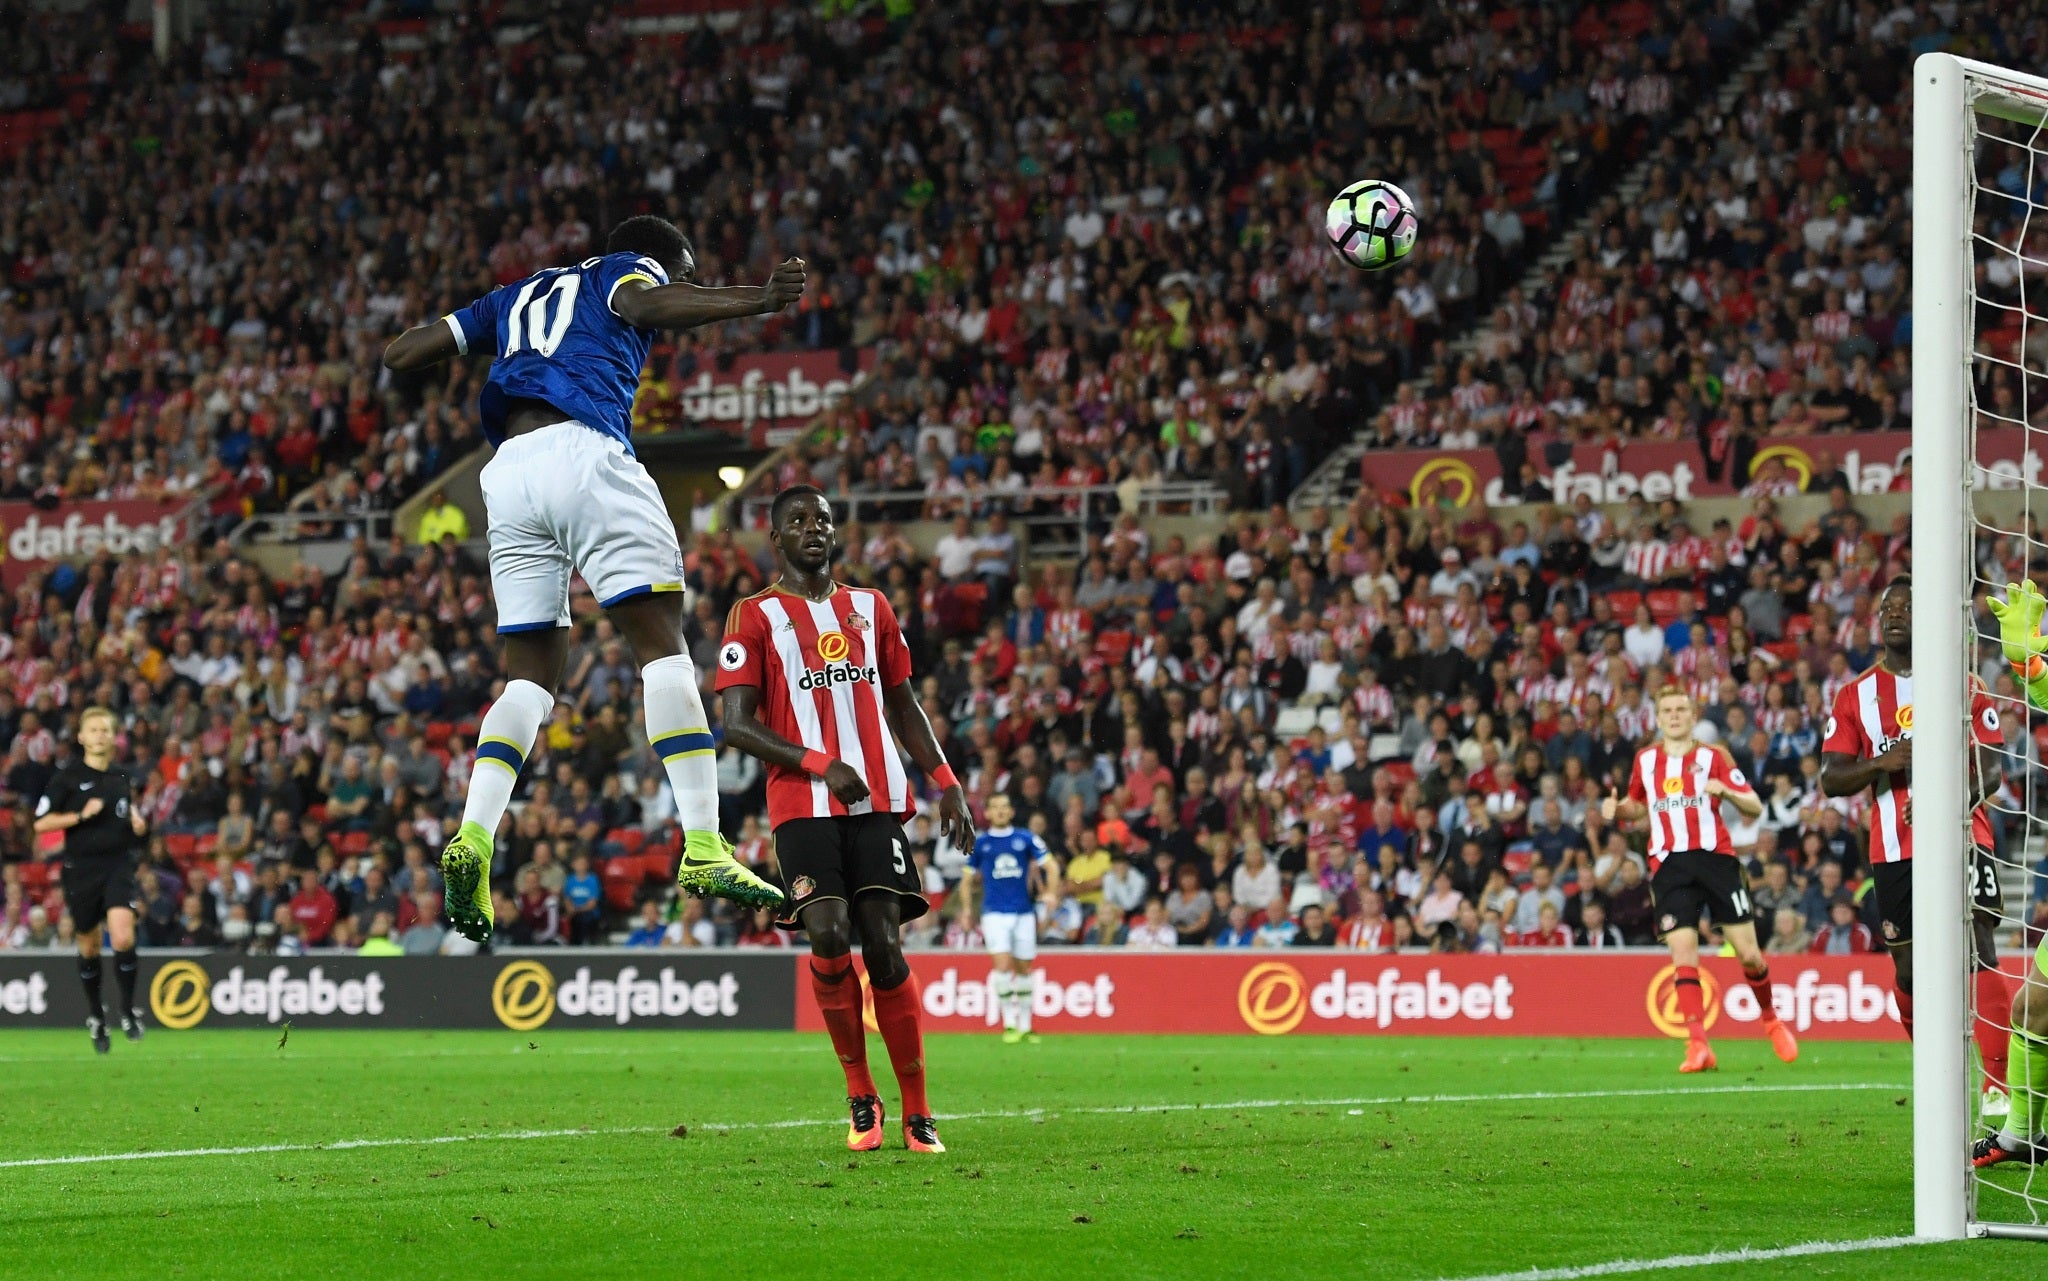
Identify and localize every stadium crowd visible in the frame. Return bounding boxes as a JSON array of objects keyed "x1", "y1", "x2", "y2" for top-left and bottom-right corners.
[{"x1": 2, "y1": 0, "x2": 2047, "y2": 958}]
